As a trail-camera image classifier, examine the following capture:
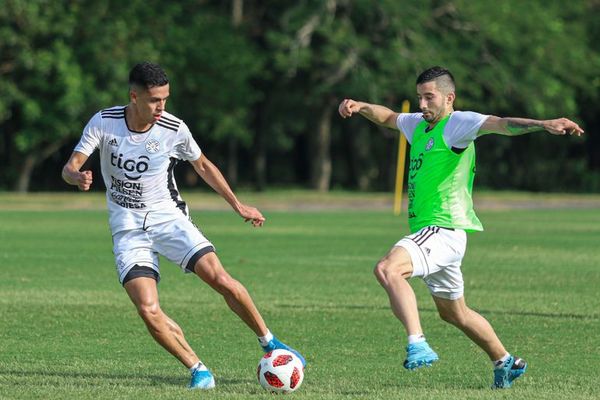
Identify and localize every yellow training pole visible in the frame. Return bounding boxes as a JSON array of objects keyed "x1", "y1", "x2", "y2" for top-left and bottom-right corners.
[{"x1": 393, "y1": 100, "x2": 410, "y2": 216}]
